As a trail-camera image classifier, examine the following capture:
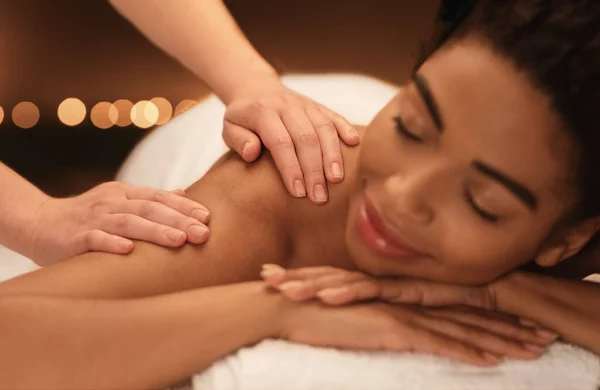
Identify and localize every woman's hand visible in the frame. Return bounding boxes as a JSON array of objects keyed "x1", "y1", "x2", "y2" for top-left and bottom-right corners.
[
  {"x1": 264, "y1": 264, "x2": 558, "y2": 343},
  {"x1": 279, "y1": 290, "x2": 551, "y2": 366},
  {"x1": 261, "y1": 264, "x2": 496, "y2": 308},
  {"x1": 28, "y1": 182, "x2": 211, "y2": 266},
  {"x1": 222, "y1": 77, "x2": 360, "y2": 204}
]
